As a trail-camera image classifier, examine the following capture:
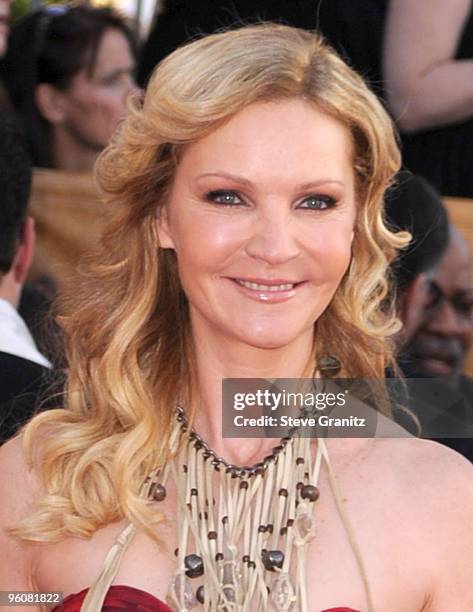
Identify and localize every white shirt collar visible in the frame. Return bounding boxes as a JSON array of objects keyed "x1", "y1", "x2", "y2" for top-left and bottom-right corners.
[{"x1": 0, "y1": 297, "x2": 51, "y2": 368}]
